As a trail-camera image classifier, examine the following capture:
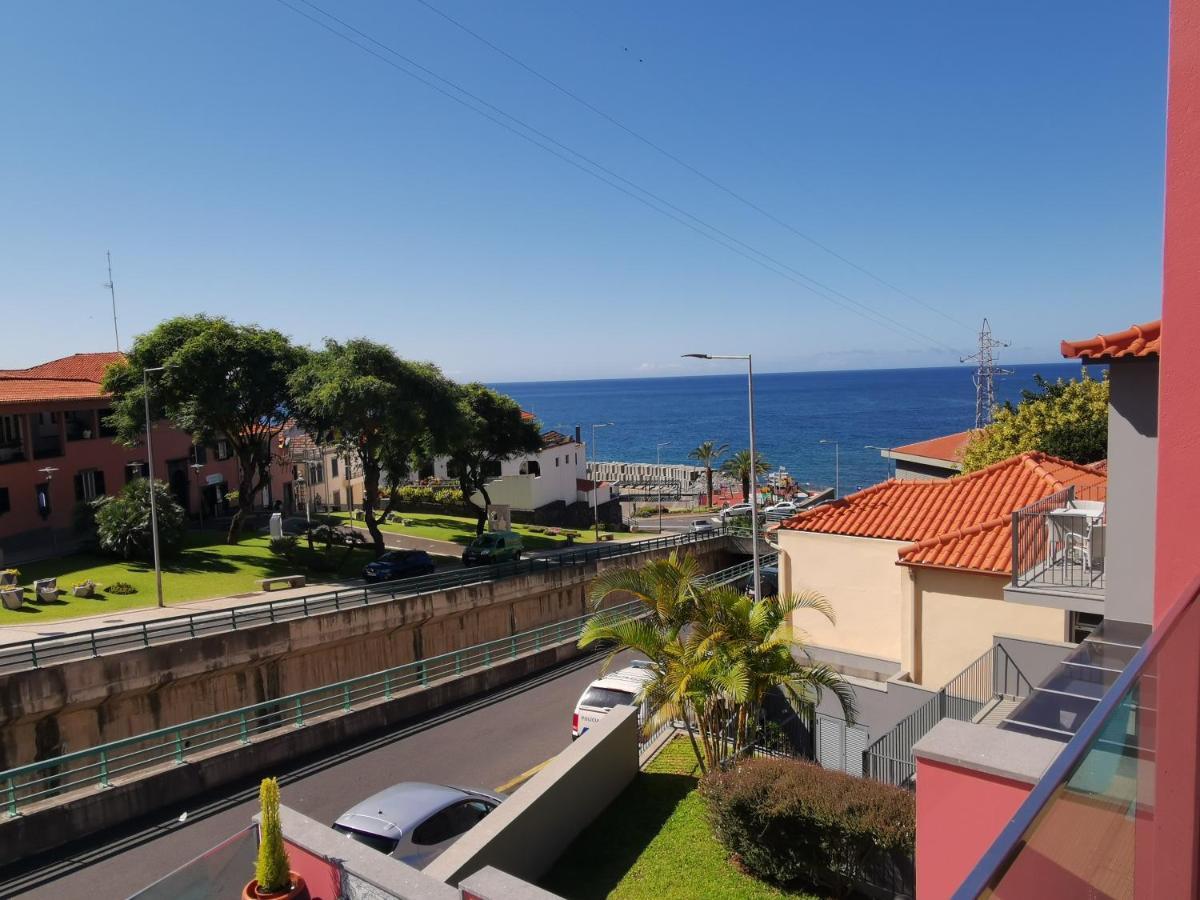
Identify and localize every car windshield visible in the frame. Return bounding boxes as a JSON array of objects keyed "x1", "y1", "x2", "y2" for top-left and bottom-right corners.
[
  {"x1": 378, "y1": 552, "x2": 403, "y2": 562},
  {"x1": 477, "y1": 535, "x2": 501, "y2": 547},
  {"x1": 333, "y1": 824, "x2": 400, "y2": 855},
  {"x1": 580, "y1": 687, "x2": 636, "y2": 710}
]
